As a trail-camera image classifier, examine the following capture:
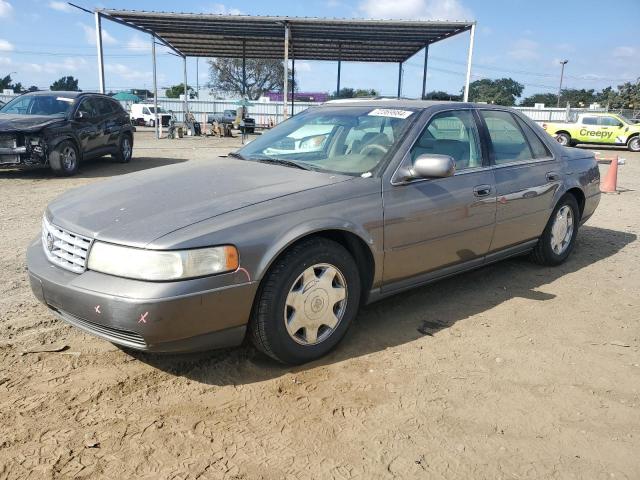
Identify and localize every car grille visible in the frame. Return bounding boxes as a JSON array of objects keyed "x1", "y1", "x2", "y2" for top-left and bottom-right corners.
[
  {"x1": 0, "y1": 135, "x2": 17, "y2": 149},
  {"x1": 42, "y1": 216, "x2": 92, "y2": 273},
  {"x1": 51, "y1": 307, "x2": 147, "y2": 349}
]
